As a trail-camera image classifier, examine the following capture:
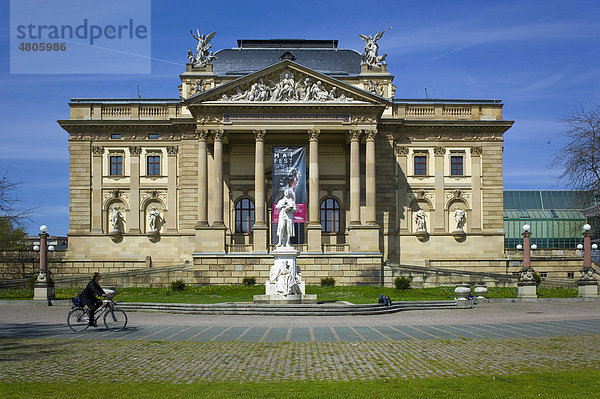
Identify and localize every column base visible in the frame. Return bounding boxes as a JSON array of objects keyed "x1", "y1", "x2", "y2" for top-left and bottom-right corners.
[
  {"x1": 578, "y1": 280, "x2": 598, "y2": 298},
  {"x1": 252, "y1": 225, "x2": 268, "y2": 254},
  {"x1": 517, "y1": 283, "x2": 537, "y2": 298},
  {"x1": 195, "y1": 225, "x2": 227, "y2": 253},
  {"x1": 307, "y1": 224, "x2": 322, "y2": 253},
  {"x1": 348, "y1": 224, "x2": 380, "y2": 252}
]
